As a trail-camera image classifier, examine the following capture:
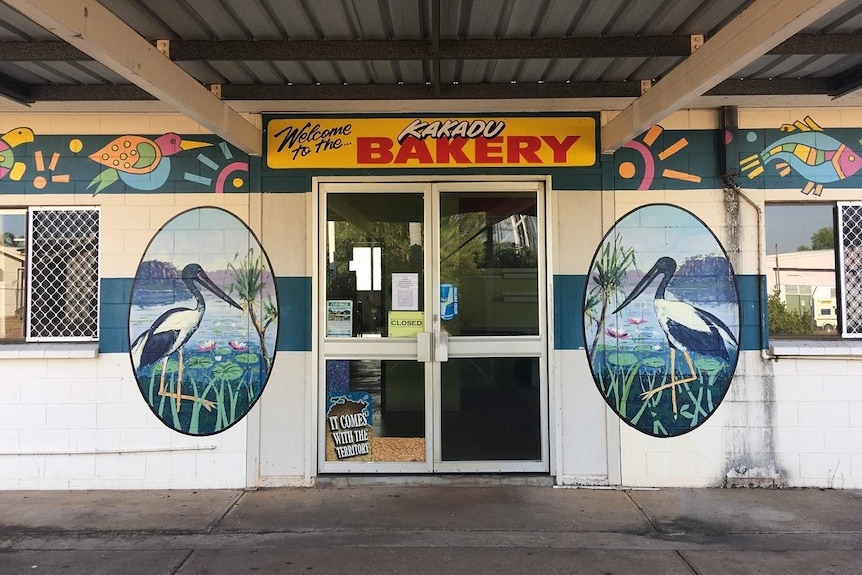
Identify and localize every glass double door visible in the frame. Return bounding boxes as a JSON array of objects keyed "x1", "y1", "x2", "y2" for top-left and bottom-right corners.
[{"x1": 319, "y1": 181, "x2": 548, "y2": 473}]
